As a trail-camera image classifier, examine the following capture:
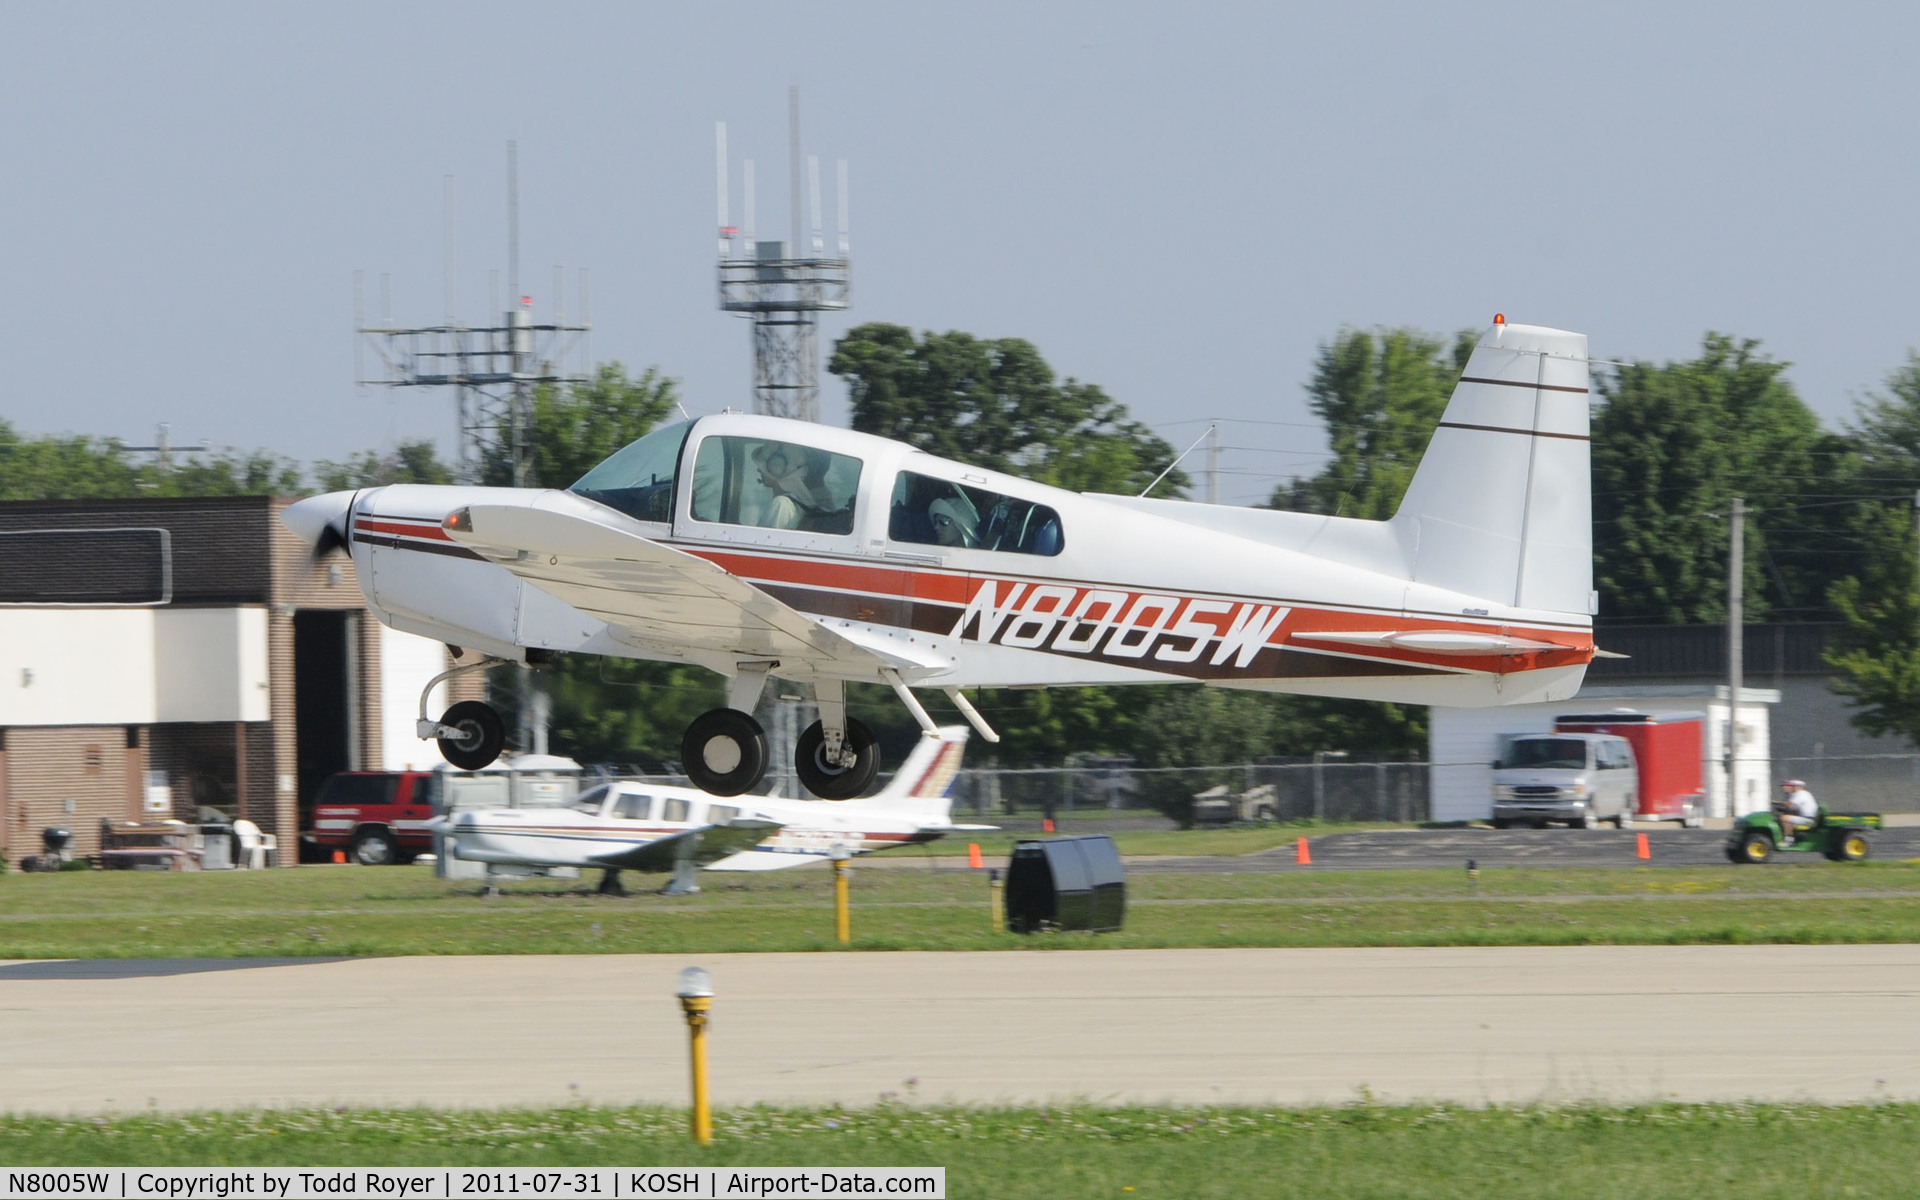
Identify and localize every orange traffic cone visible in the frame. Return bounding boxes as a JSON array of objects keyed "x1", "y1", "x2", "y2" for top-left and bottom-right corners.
[
  {"x1": 1042, "y1": 818, "x2": 1055, "y2": 833},
  {"x1": 968, "y1": 843, "x2": 984, "y2": 869},
  {"x1": 332, "y1": 850, "x2": 346, "y2": 864},
  {"x1": 1296, "y1": 837, "x2": 1312, "y2": 865},
  {"x1": 1635, "y1": 833, "x2": 1651, "y2": 860}
]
